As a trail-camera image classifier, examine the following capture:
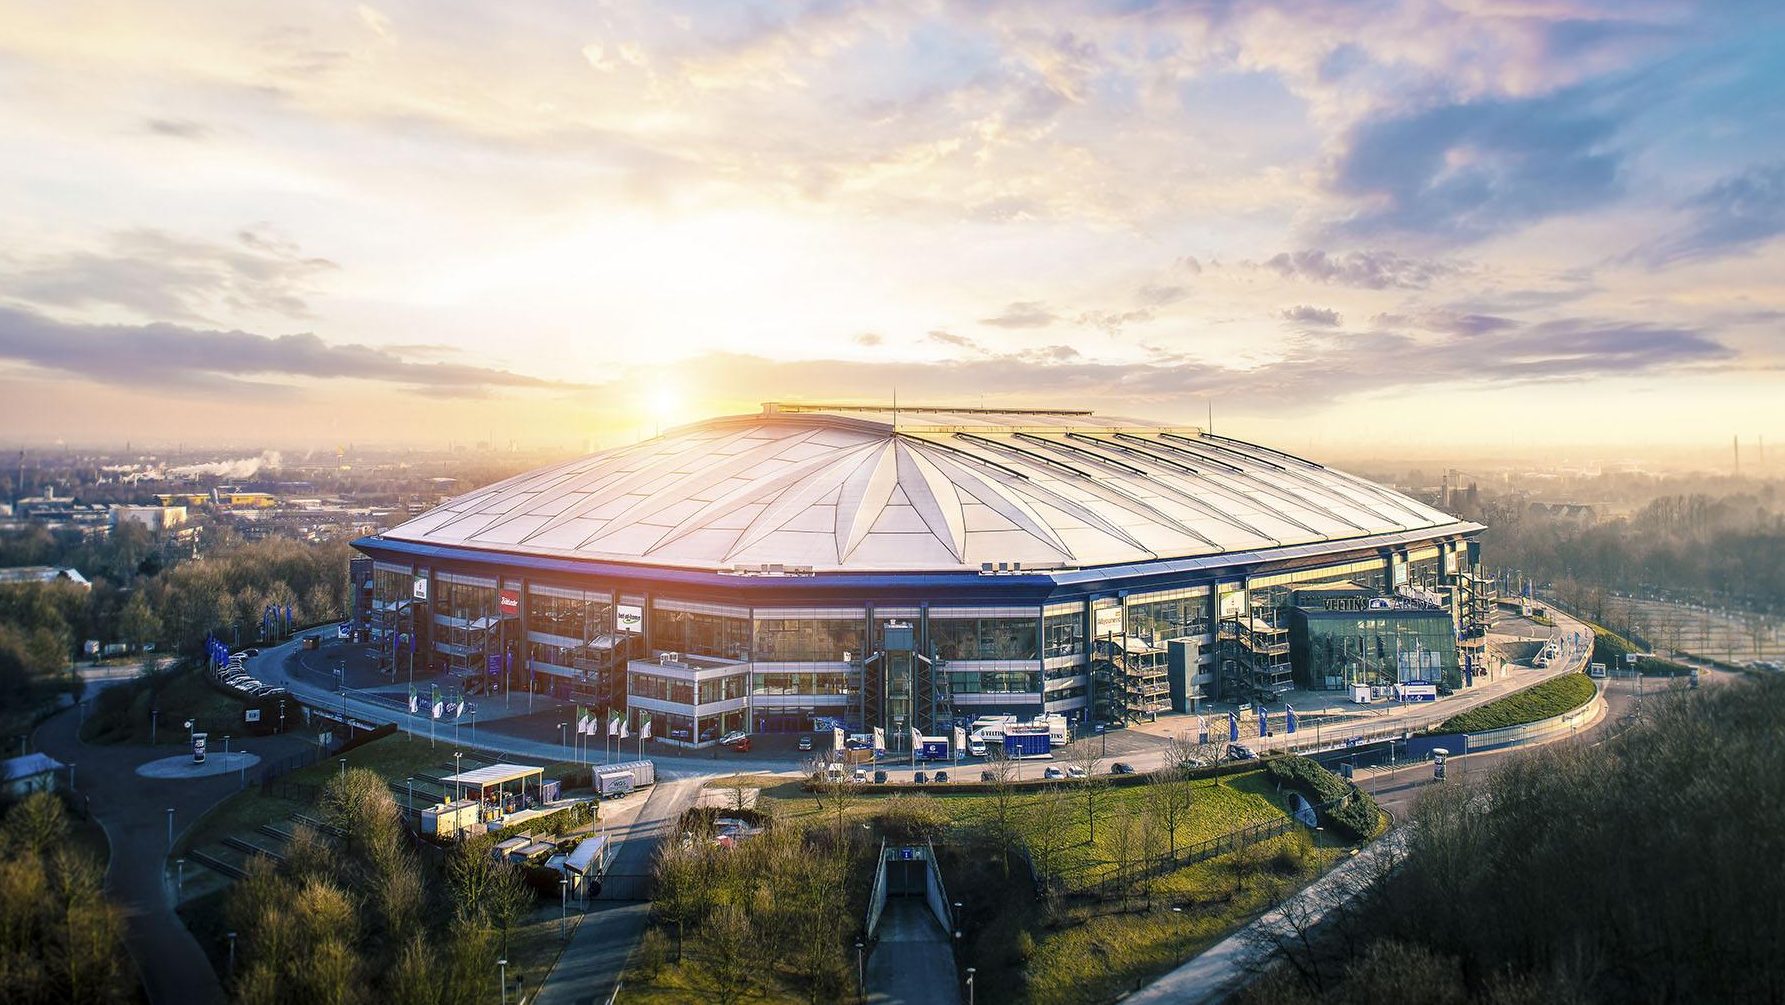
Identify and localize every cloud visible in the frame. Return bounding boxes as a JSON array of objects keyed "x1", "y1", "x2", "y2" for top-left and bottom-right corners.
[
  {"x1": 1263, "y1": 249, "x2": 1459, "y2": 289},
  {"x1": 1075, "y1": 308, "x2": 1154, "y2": 336},
  {"x1": 926, "y1": 330, "x2": 982, "y2": 351},
  {"x1": 626, "y1": 315, "x2": 1734, "y2": 417},
  {"x1": 1281, "y1": 305, "x2": 1341, "y2": 327},
  {"x1": 1375, "y1": 311, "x2": 1519, "y2": 336},
  {"x1": 144, "y1": 118, "x2": 212, "y2": 140},
  {"x1": 0, "y1": 228, "x2": 337, "y2": 322},
  {"x1": 852, "y1": 332, "x2": 883, "y2": 347},
  {"x1": 0, "y1": 306, "x2": 588, "y2": 396},
  {"x1": 1327, "y1": 91, "x2": 1624, "y2": 244},
  {"x1": 978, "y1": 301, "x2": 1059, "y2": 329},
  {"x1": 1645, "y1": 162, "x2": 1785, "y2": 266},
  {"x1": 1136, "y1": 284, "x2": 1189, "y2": 307}
]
